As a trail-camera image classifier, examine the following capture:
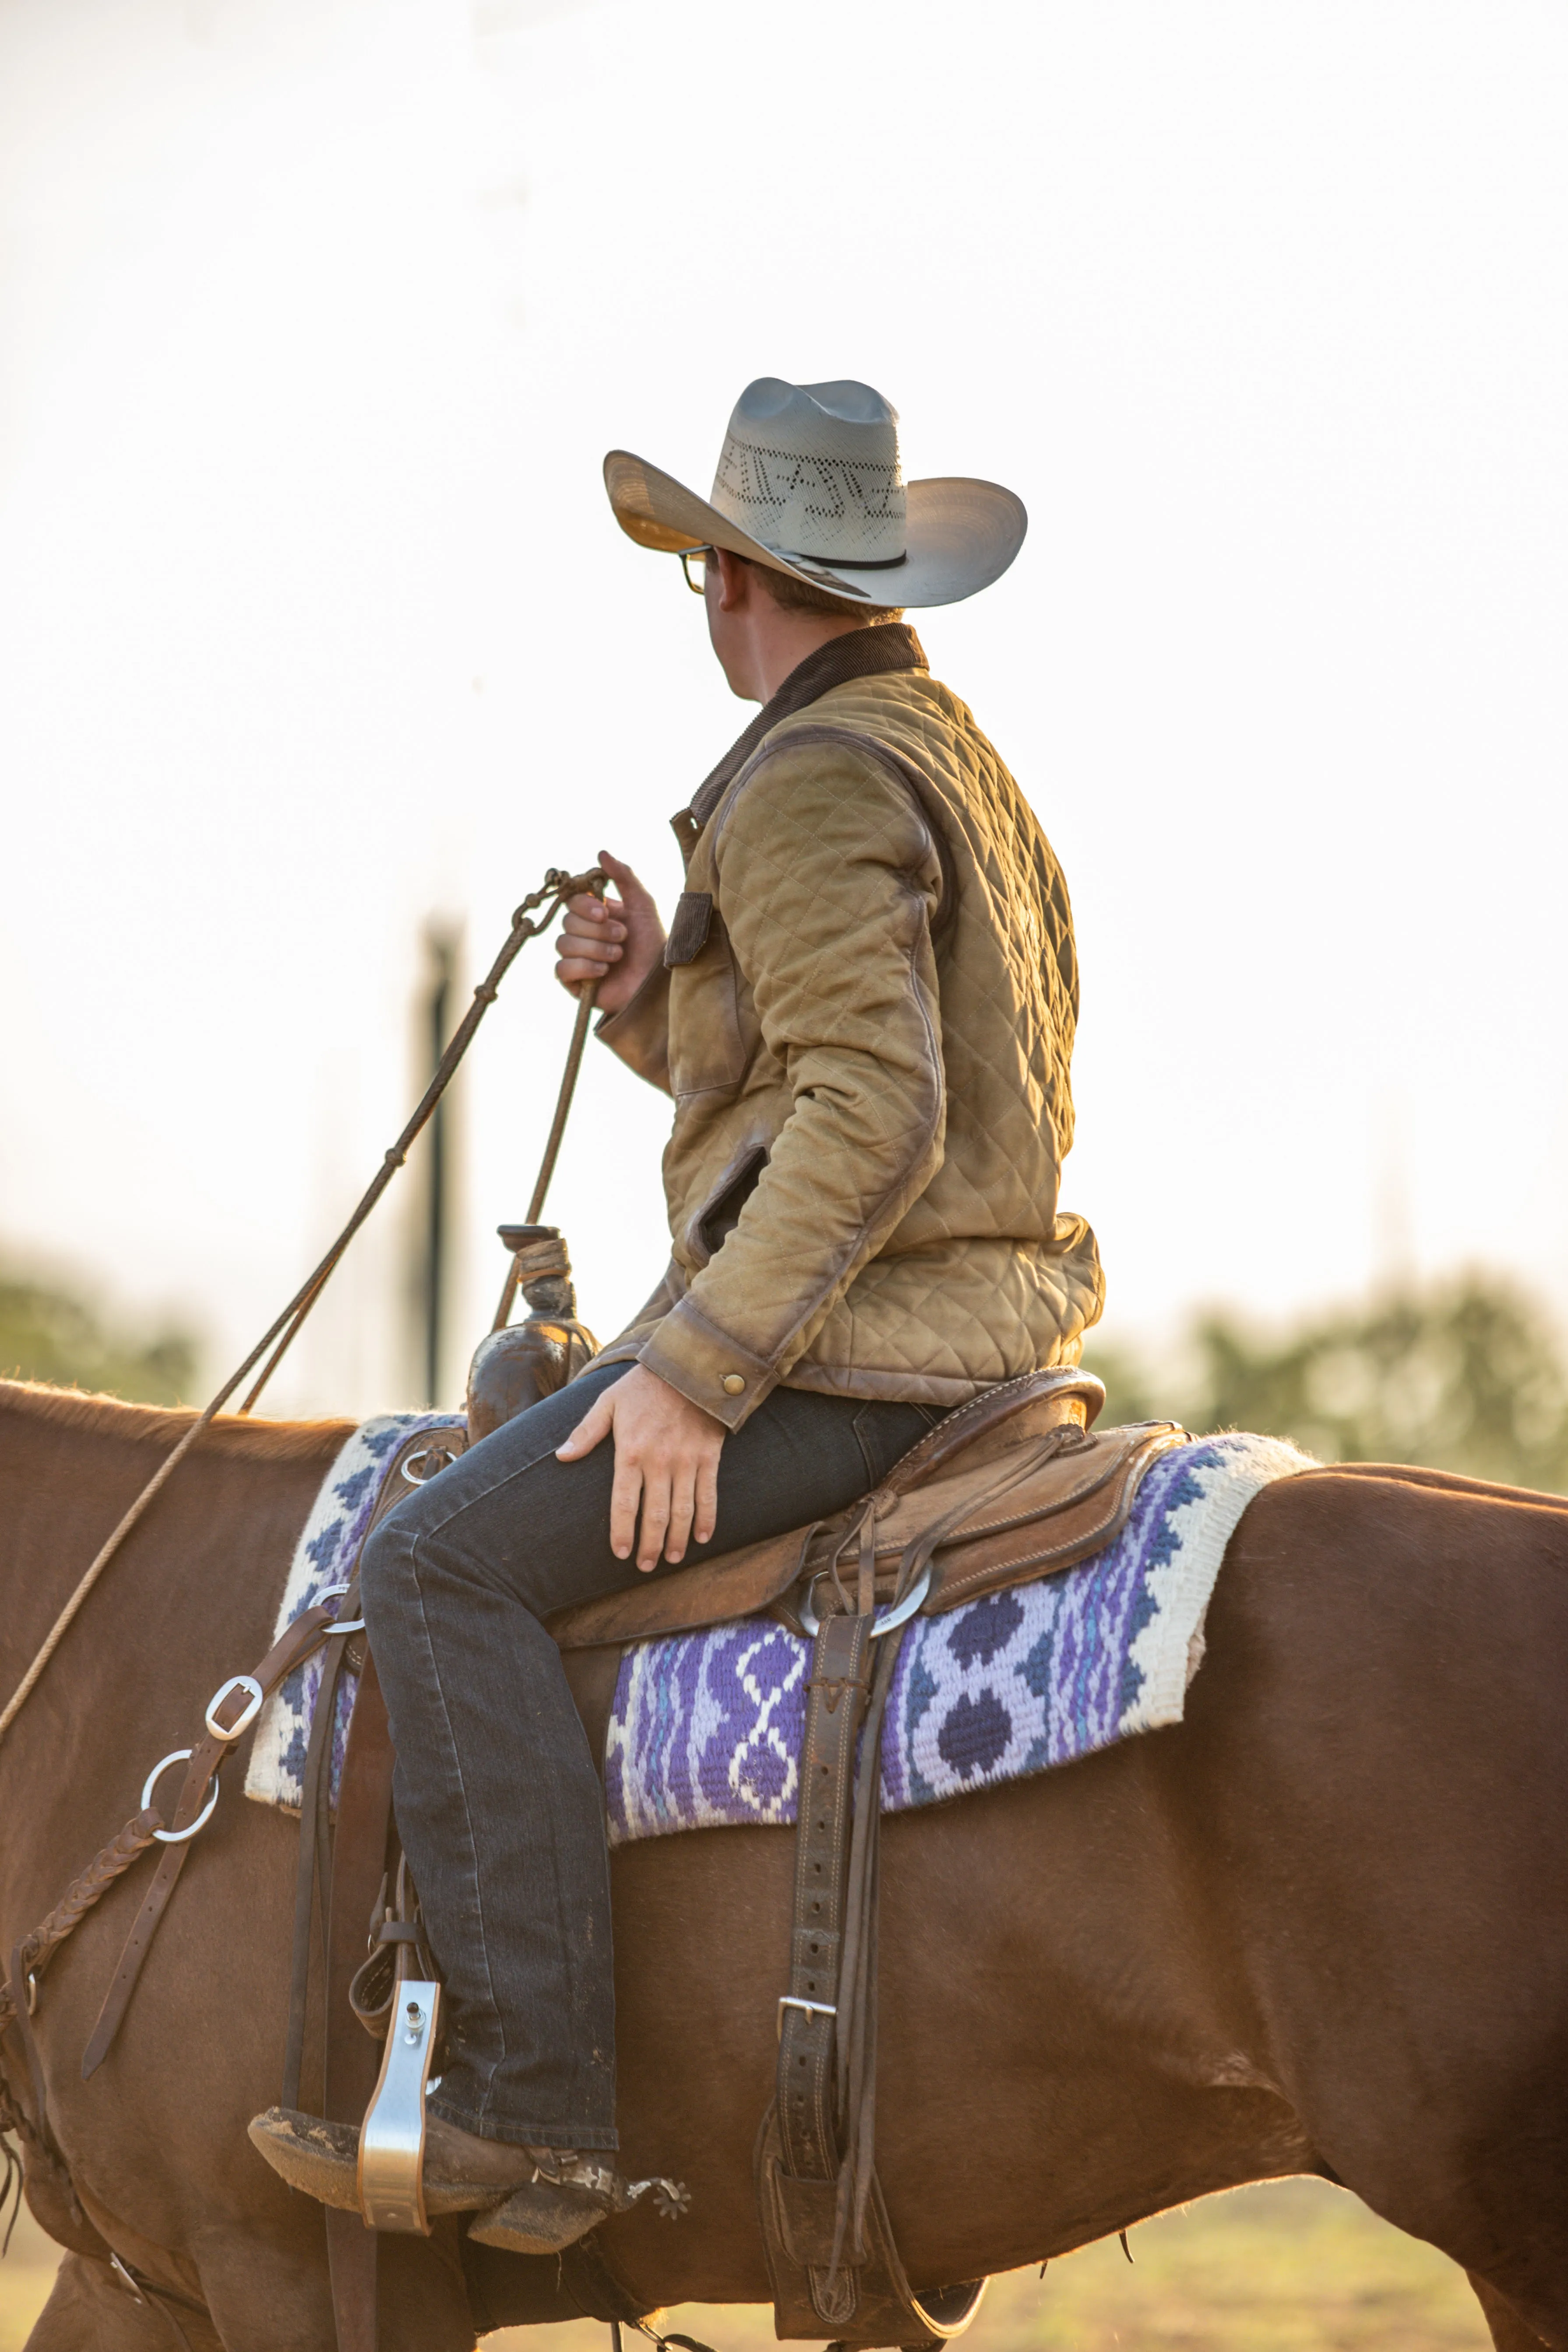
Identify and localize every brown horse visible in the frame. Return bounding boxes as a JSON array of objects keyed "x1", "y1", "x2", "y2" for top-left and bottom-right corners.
[{"x1": 1, "y1": 1374, "x2": 1565, "y2": 2352}]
